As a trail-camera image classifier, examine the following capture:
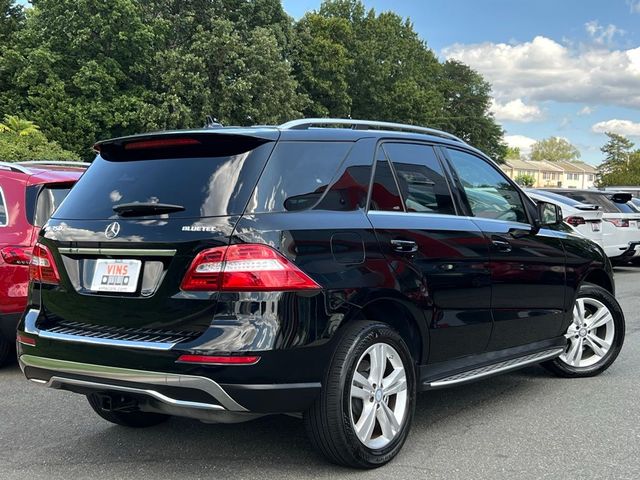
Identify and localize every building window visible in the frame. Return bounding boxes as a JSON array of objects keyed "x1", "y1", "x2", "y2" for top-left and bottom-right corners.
[{"x1": 588, "y1": 174, "x2": 594, "y2": 181}]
